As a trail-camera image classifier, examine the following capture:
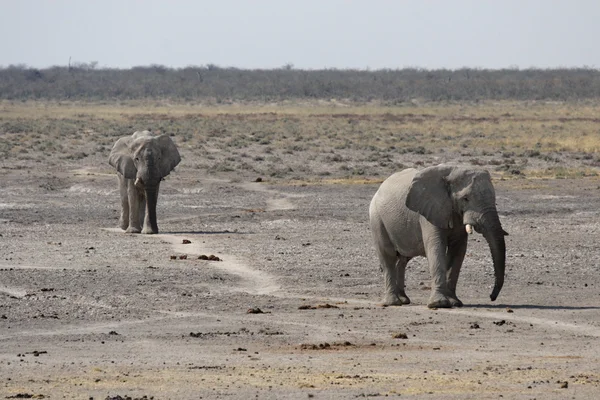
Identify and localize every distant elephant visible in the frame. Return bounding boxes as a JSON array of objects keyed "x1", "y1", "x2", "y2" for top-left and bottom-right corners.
[
  {"x1": 108, "y1": 130, "x2": 181, "y2": 234},
  {"x1": 369, "y1": 165, "x2": 507, "y2": 308}
]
